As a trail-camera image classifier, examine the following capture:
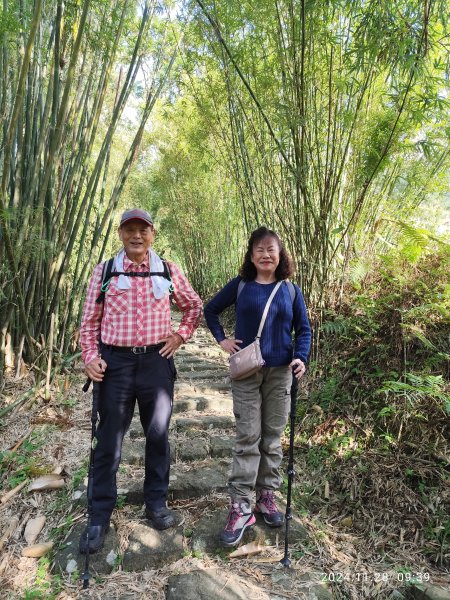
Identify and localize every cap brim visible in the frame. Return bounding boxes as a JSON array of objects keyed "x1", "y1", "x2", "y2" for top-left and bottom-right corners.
[{"x1": 120, "y1": 217, "x2": 153, "y2": 226}]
